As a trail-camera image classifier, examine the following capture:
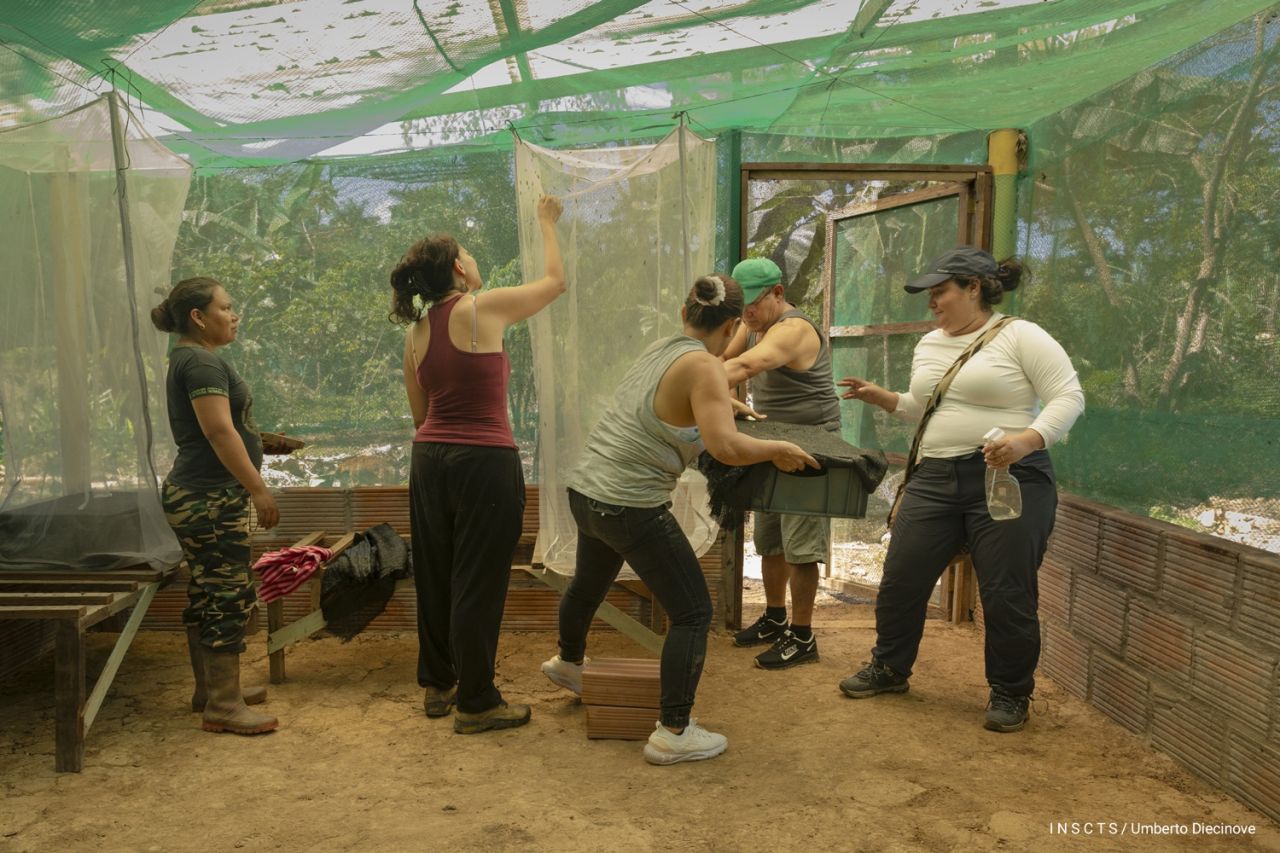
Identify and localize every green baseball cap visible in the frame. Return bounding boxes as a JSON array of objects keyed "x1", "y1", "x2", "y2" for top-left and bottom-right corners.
[{"x1": 732, "y1": 257, "x2": 782, "y2": 302}]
